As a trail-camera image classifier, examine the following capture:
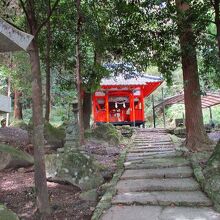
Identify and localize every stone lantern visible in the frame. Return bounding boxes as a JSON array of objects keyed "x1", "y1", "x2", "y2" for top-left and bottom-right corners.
[{"x1": 64, "y1": 100, "x2": 80, "y2": 150}]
